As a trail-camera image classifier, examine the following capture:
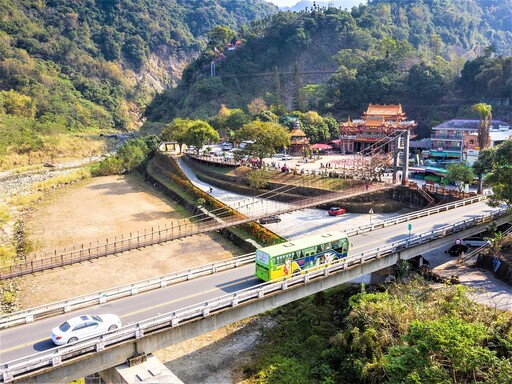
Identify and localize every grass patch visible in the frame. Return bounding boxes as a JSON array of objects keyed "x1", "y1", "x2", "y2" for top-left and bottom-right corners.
[
  {"x1": 0, "y1": 244, "x2": 16, "y2": 266},
  {"x1": 274, "y1": 172, "x2": 363, "y2": 190},
  {"x1": 150, "y1": 168, "x2": 197, "y2": 205},
  {"x1": 32, "y1": 168, "x2": 91, "y2": 192},
  {"x1": 10, "y1": 164, "x2": 45, "y2": 174},
  {"x1": 0, "y1": 133, "x2": 111, "y2": 171},
  {"x1": 0, "y1": 205, "x2": 10, "y2": 225},
  {"x1": 193, "y1": 161, "x2": 239, "y2": 176},
  {"x1": 10, "y1": 192, "x2": 44, "y2": 207}
]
